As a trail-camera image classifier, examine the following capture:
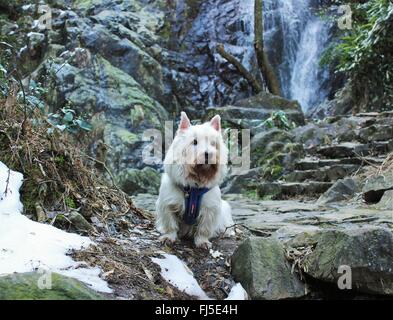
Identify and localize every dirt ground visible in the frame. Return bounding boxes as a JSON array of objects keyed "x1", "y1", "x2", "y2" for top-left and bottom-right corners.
[{"x1": 72, "y1": 206, "x2": 245, "y2": 300}]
